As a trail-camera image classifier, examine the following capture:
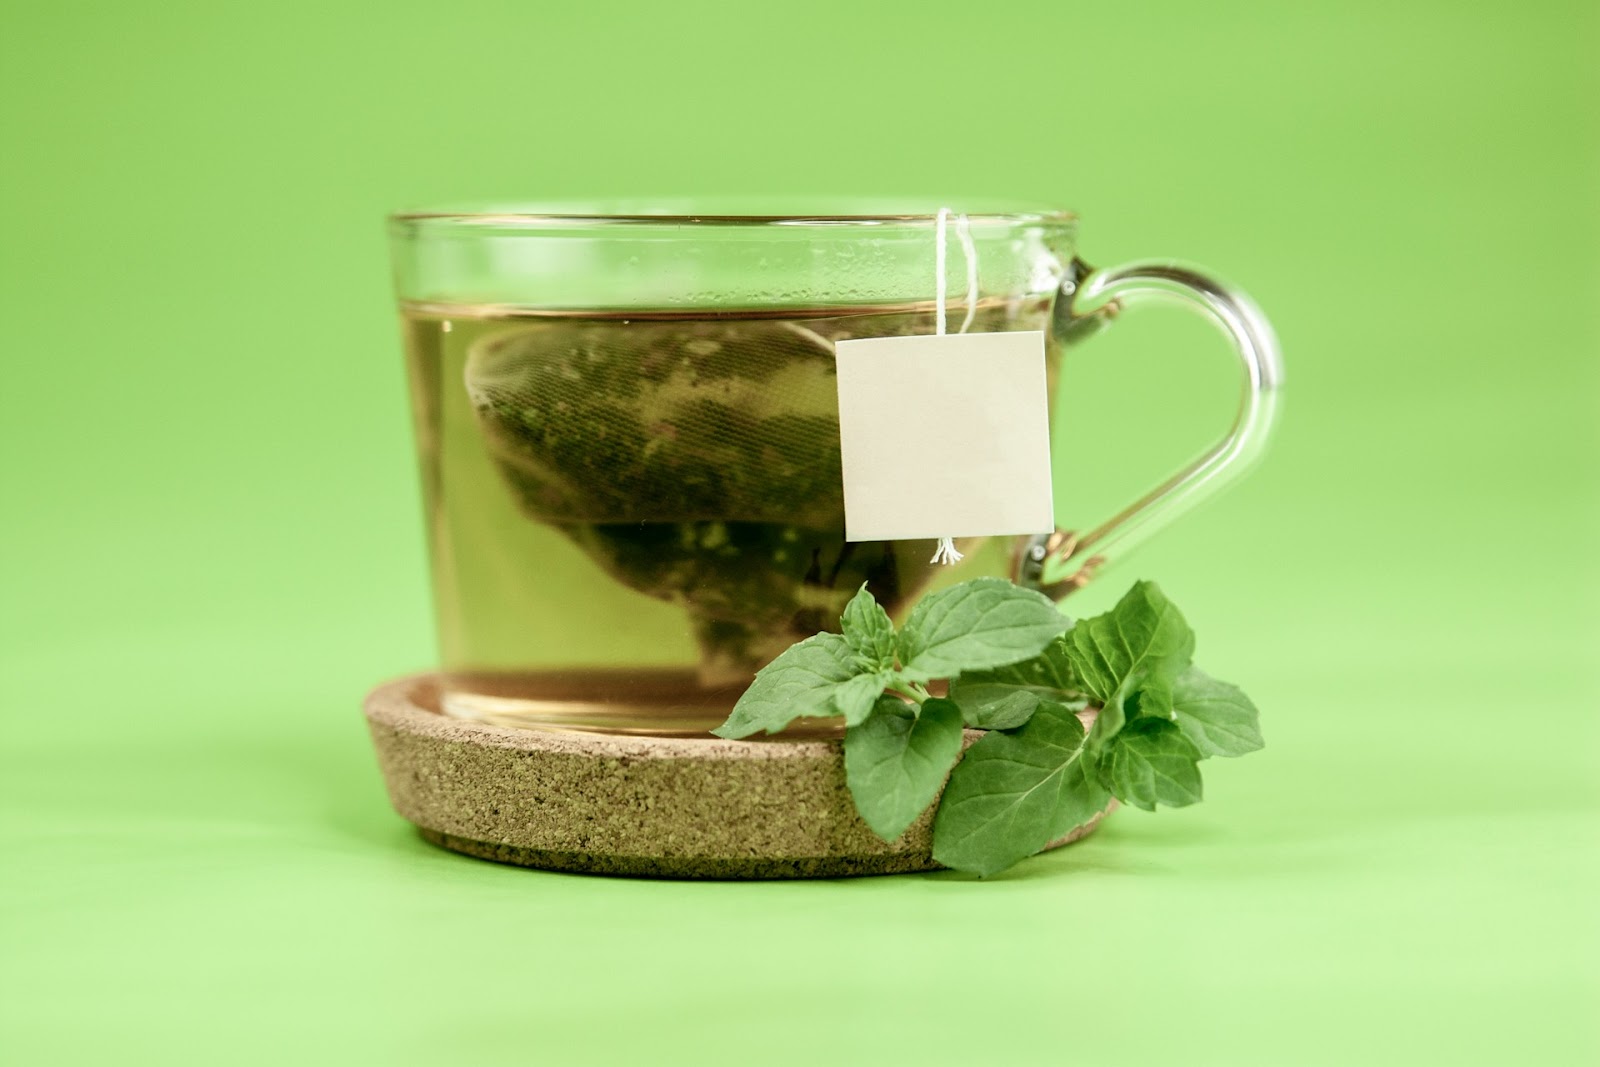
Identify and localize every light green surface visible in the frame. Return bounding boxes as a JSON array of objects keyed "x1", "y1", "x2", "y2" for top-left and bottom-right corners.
[{"x1": 2, "y1": 2, "x2": 1597, "y2": 1064}]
